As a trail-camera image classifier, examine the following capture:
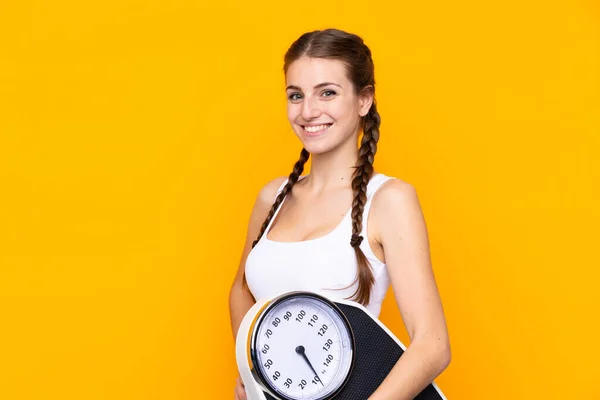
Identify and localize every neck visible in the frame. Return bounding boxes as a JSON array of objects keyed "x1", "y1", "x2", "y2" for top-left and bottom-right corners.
[{"x1": 302, "y1": 135, "x2": 368, "y2": 192}]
